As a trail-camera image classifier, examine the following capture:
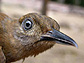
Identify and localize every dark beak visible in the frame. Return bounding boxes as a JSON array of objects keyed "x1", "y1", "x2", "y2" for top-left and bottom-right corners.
[{"x1": 40, "y1": 28, "x2": 78, "y2": 48}]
